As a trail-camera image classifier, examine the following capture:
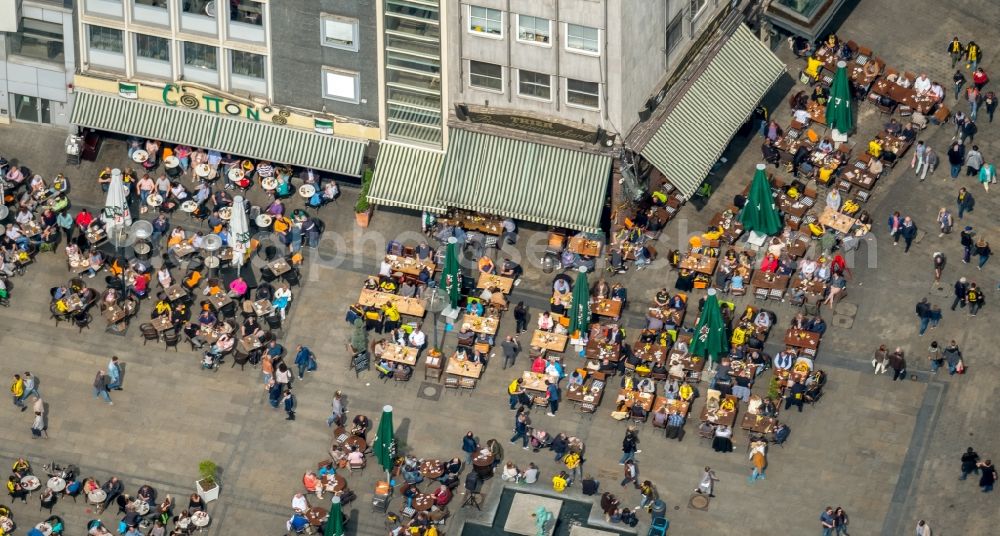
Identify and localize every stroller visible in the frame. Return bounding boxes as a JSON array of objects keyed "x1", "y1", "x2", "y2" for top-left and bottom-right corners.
[{"x1": 529, "y1": 429, "x2": 553, "y2": 452}]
